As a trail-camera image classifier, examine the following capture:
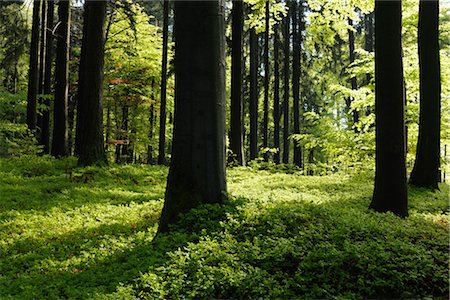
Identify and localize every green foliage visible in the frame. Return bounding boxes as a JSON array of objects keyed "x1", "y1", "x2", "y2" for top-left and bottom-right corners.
[{"x1": 1, "y1": 159, "x2": 447, "y2": 299}]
